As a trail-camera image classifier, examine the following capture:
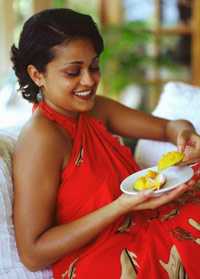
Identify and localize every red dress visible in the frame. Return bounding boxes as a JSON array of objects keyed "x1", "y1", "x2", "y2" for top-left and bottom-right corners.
[{"x1": 39, "y1": 102, "x2": 200, "y2": 279}]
